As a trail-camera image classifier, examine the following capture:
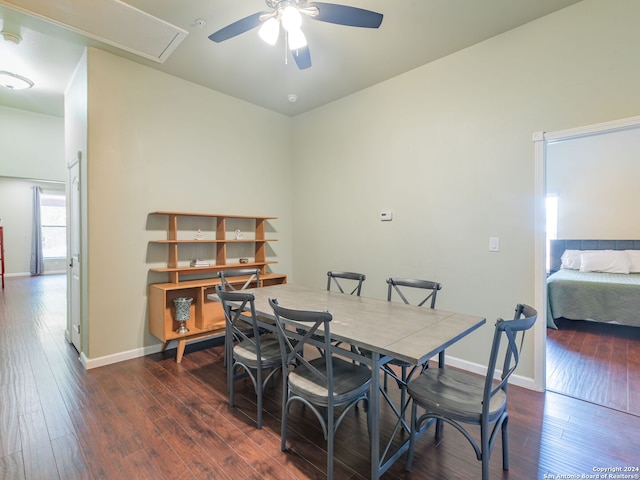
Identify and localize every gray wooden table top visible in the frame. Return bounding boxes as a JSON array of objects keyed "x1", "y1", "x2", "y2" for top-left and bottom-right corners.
[{"x1": 230, "y1": 283, "x2": 486, "y2": 366}]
